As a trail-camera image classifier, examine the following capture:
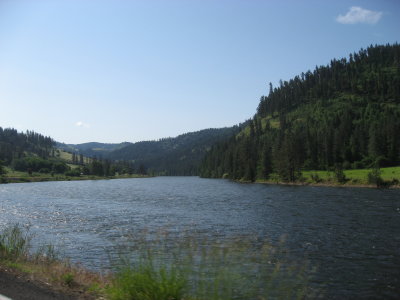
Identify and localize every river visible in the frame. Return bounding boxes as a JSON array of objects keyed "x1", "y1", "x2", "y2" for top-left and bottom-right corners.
[{"x1": 0, "y1": 177, "x2": 399, "y2": 298}]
